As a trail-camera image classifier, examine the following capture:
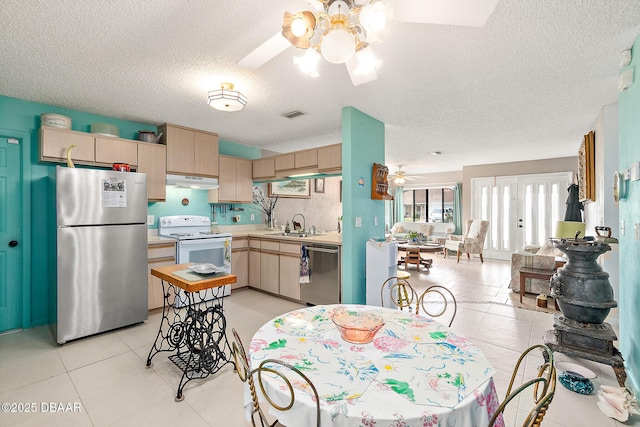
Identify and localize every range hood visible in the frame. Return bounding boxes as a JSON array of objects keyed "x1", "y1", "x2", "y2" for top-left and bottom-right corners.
[{"x1": 166, "y1": 174, "x2": 219, "y2": 190}]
